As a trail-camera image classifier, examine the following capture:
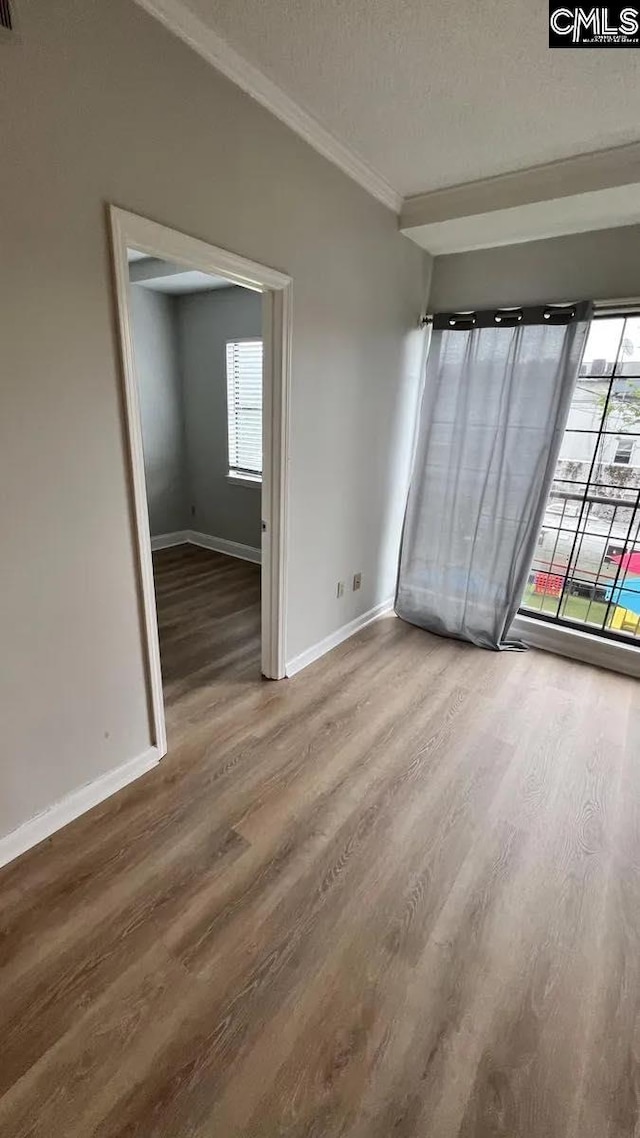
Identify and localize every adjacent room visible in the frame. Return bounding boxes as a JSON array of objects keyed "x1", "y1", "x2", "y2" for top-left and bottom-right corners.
[
  {"x1": 127, "y1": 250, "x2": 264, "y2": 709},
  {"x1": 2, "y1": 1, "x2": 640, "y2": 1135}
]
